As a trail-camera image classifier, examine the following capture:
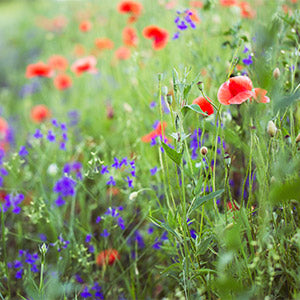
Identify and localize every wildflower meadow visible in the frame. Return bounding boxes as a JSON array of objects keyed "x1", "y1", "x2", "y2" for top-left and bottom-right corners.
[{"x1": 0, "y1": 0, "x2": 300, "y2": 299}]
